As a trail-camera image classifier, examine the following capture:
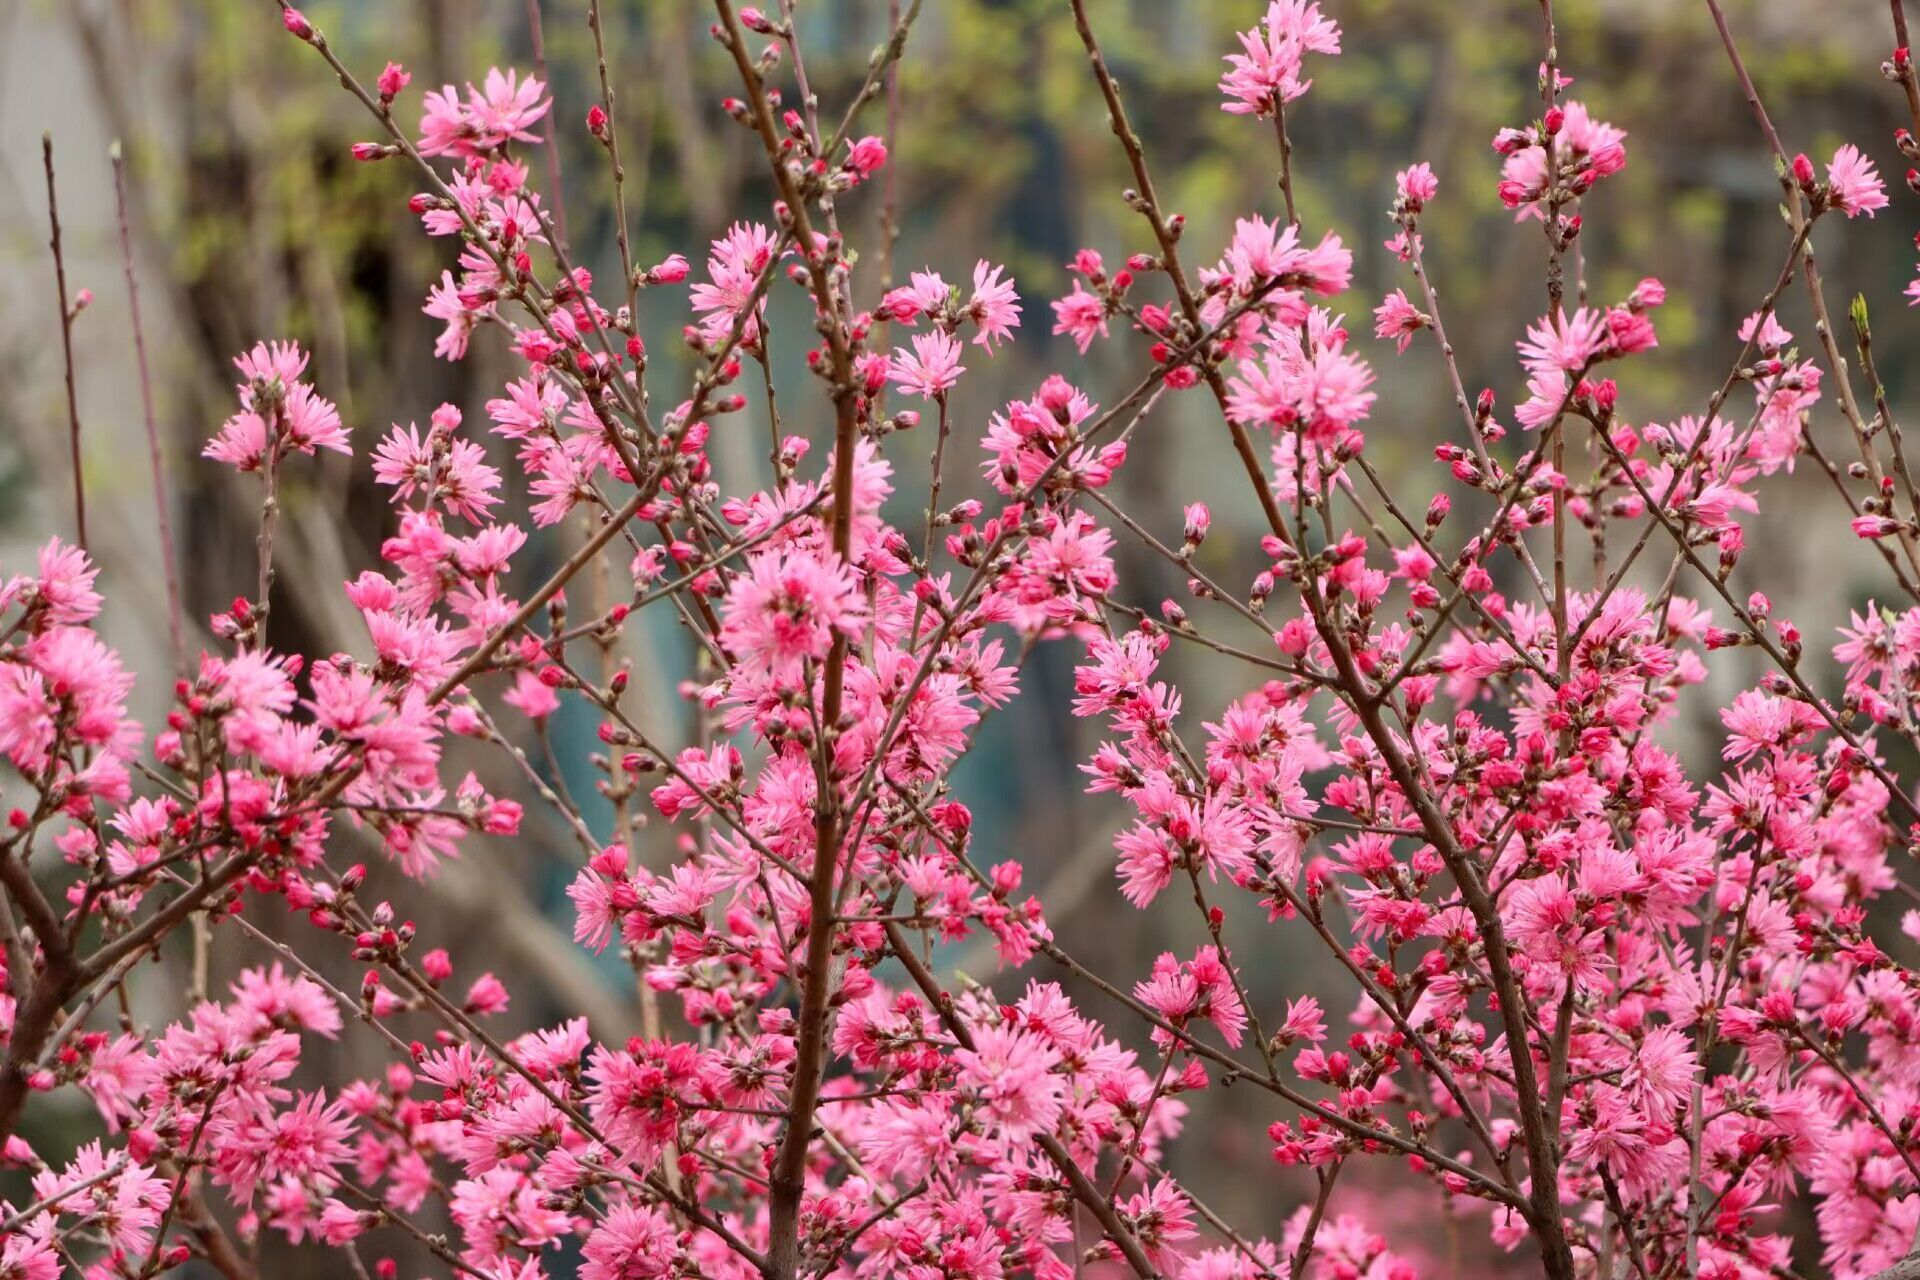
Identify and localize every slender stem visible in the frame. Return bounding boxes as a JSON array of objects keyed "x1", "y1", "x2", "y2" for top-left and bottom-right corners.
[
  {"x1": 1287, "y1": 1165, "x2": 1342, "y2": 1279},
  {"x1": 253, "y1": 444, "x2": 280, "y2": 646},
  {"x1": 1271, "y1": 101, "x2": 1297, "y2": 225},
  {"x1": 1593, "y1": 424, "x2": 1920, "y2": 824},
  {"x1": 1891, "y1": 1, "x2": 1920, "y2": 136},
  {"x1": 523, "y1": 0, "x2": 568, "y2": 253},
  {"x1": 1065, "y1": 5, "x2": 1575, "y2": 1271},
  {"x1": 0, "y1": 1156, "x2": 126, "y2": 1231},
  {"x1": 882, "y1": 921, "x2": 1166, "y2": 1279},
  {"x1": 587, "y1": 0, "x2": 636, "y2": 321},
  {"x1": 879, "y1": 0, "x2": 903, "y2": 292},
  {"x1": 112, "y1": 142, "x2": 186, "y2": 675},
  {"x1": 1704, "y1": 0, "x2": 1920, "y2": 584},
  {"x1": 709, "y1": 5, "x2": 866, "y2": 1274},
  {"x1": 43, "y1": 134, "x2": 85, "y2": 552}
]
